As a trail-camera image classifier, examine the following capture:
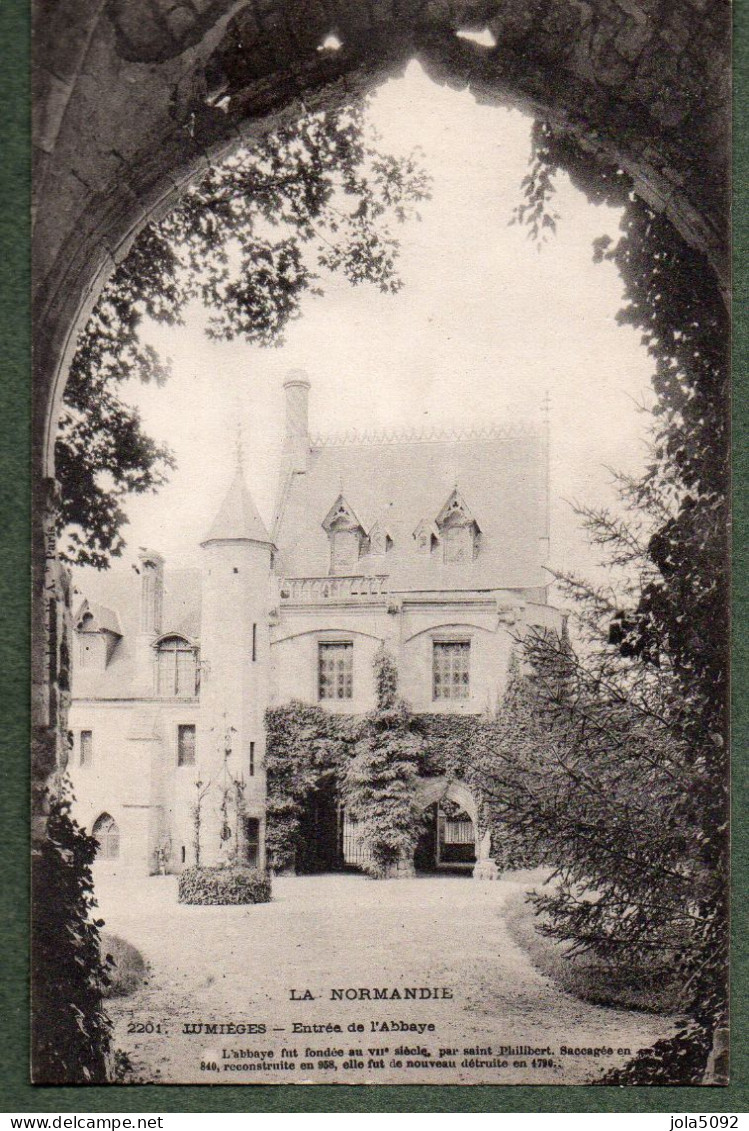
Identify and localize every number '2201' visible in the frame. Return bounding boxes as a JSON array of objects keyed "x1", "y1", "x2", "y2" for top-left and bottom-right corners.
[{"x1": 126, "y1": 1021, "x2": 164, "y2": 1034}]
